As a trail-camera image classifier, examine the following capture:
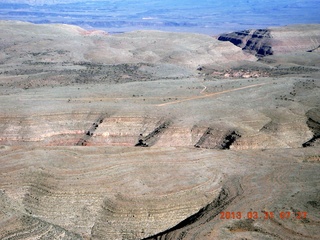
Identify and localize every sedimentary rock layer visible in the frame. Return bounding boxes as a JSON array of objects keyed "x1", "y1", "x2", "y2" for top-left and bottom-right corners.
[
  {"x1": 0, "y1": 21, "x2": 319, "y2": 240},
  {"x1": 0, "y1": 146, "x2": 320, "y2": 239},
  {"x1": 218, "y1": 24, "x2": 320, "y2": 57}
]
